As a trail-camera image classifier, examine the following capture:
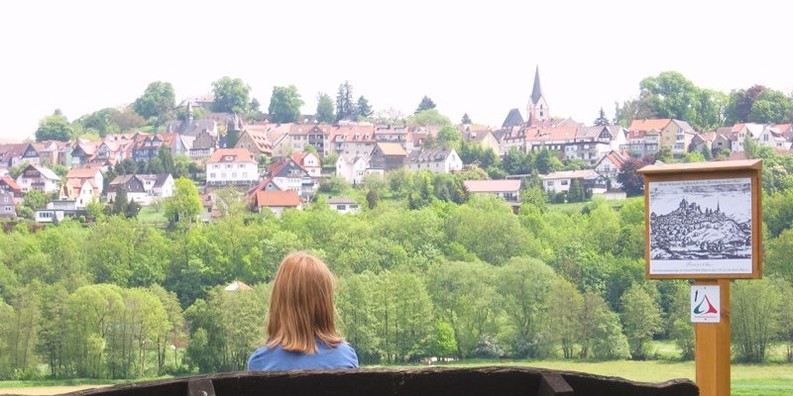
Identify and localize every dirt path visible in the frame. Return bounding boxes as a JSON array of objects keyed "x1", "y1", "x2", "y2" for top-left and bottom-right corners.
[{"x1": 0, "y1": 385, "x2": 110, "y2": 395}]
